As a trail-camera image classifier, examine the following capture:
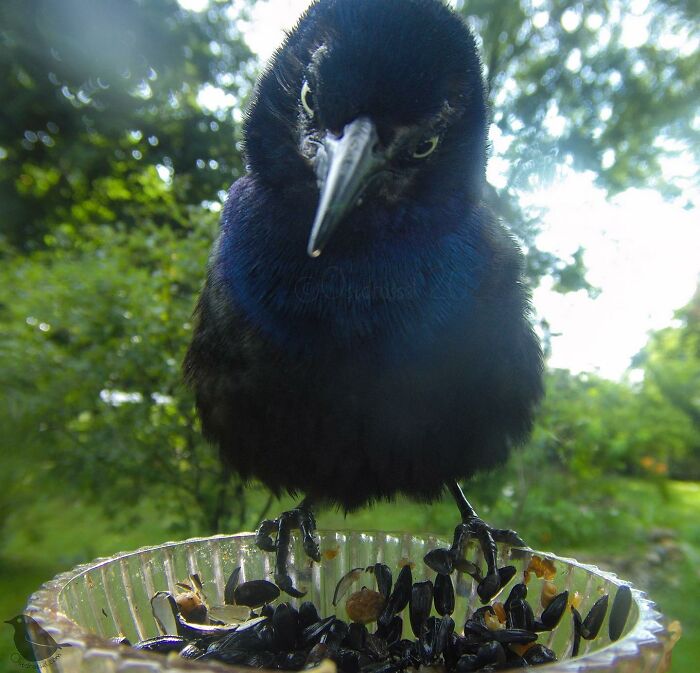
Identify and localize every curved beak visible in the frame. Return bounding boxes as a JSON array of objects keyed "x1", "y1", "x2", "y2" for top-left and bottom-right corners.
[{"x1": 307, "y1": 117, "x2": 383, "y2": 257}]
